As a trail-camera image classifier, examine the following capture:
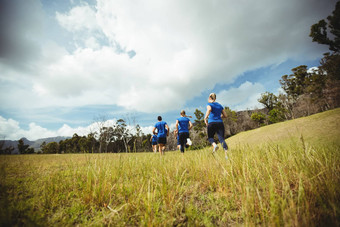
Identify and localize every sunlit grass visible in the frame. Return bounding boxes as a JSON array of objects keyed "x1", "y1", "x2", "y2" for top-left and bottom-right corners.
[
  {"x1": 227, "y1": 108, "x2": 340, "y2": 148},
  {"x1": 1, "y1": 143, "x2": 339, "y2": 226}
]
